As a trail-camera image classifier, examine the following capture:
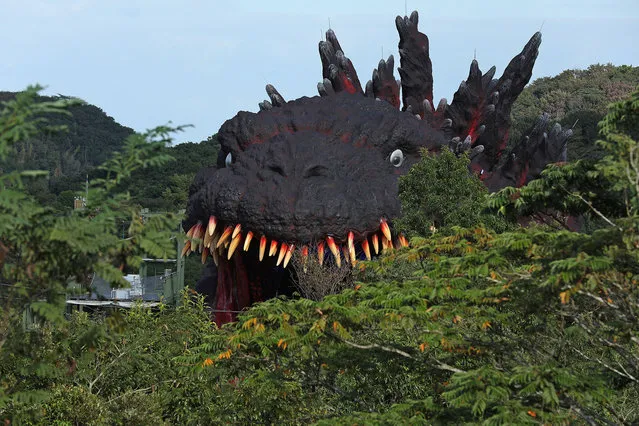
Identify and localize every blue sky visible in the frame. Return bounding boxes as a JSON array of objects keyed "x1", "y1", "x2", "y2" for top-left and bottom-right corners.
[{"x1": 2, "y1": 0, "x2": 638, "y2": 144}]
